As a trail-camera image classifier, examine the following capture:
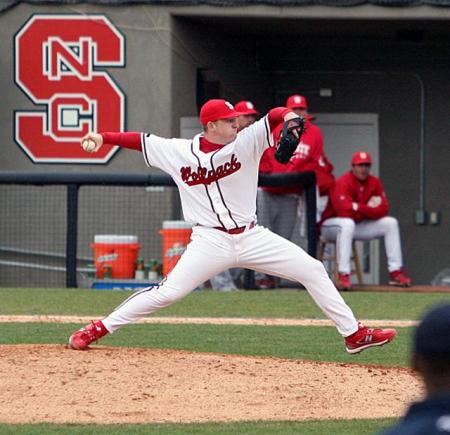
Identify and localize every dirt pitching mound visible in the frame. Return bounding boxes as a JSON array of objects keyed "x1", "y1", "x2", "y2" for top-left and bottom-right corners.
[{"x1": 0, "y1": 345, "x2": 422, "y2": 425}]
